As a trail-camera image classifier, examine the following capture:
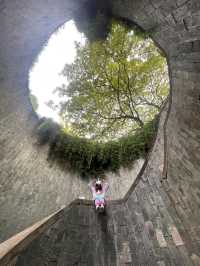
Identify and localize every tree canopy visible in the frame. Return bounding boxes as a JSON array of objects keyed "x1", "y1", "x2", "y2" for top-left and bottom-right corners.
[
  {"x1": 36, "y1": 21, "x2": 169, "y2": 177},
  {"x1": 51, "y1": 22, "x2": 169, "y2": 141}
]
